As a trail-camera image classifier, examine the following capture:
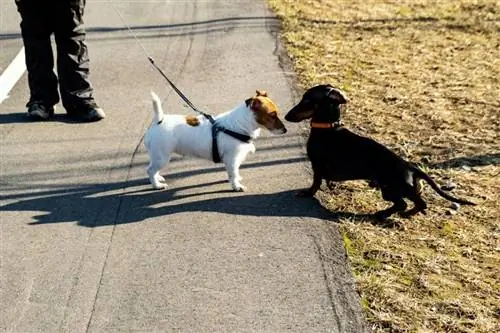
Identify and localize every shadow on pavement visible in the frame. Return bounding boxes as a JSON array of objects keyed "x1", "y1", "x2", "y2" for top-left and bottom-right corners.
[
  {"x1": 3, "y1": 15, "x2": 497, "y2": 41},
  {"x1": 1, "y1": 175, "x2": 380, "y2": 227},
  {"x1": 0, "y1": 16, "x2": 279, "y2": 41},
  {"x1": 0, "y1": 112, "x2": 113, "y2": 124},
  {"x1": 0, "y1": 112, "x2": 28, "y2": 124}
]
